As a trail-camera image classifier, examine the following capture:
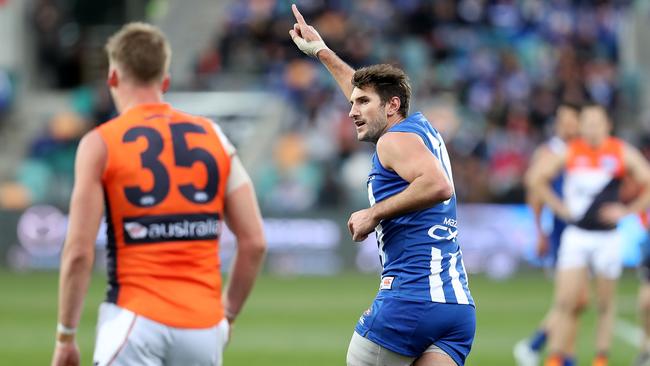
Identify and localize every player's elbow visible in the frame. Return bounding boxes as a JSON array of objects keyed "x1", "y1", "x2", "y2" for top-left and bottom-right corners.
[
  {"x1": 428, "y1": 179, "x2": 453, "y2": 204},
  {"x1": 237, "y1": 232, "x2": 267, "y2": 259},
  {"x1": 437, "y1": 183, "x2": 454, "y2": 203},
  {"x1": 61, "y1": 240, "x2": 95, "y2": 270},
  {"x1": 523, "y1": 170, "x2": 535, "y2": 190}
]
